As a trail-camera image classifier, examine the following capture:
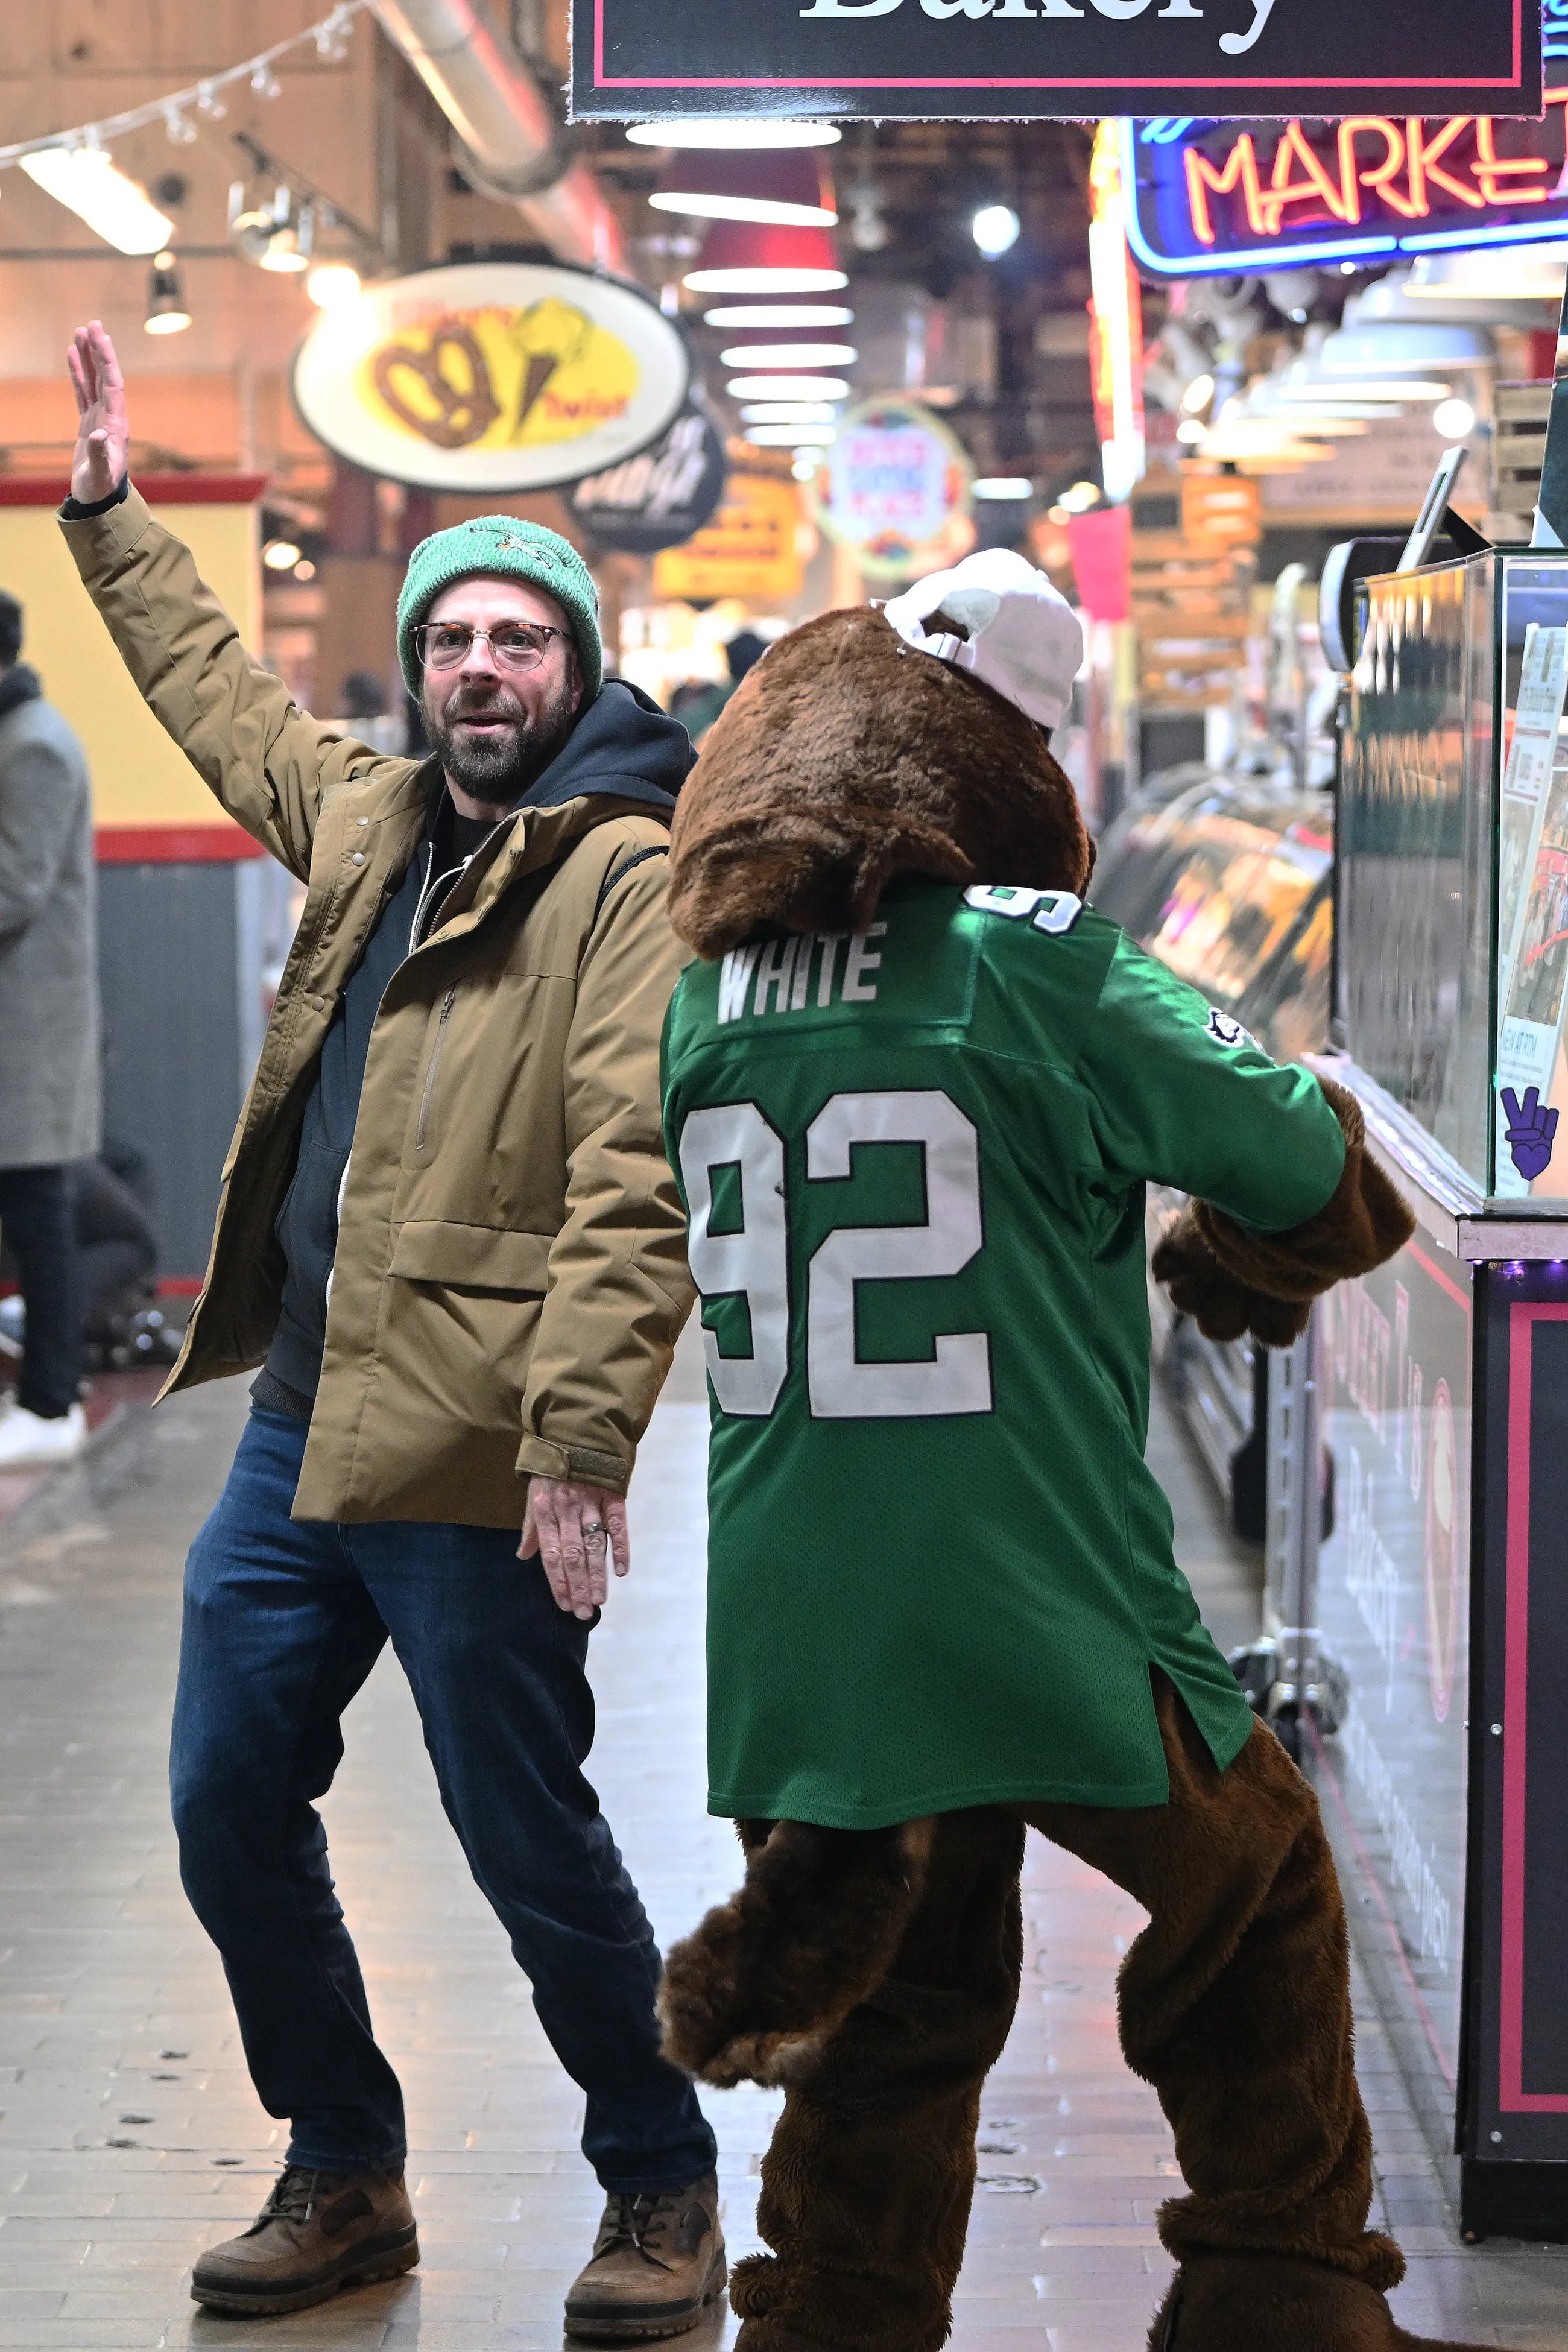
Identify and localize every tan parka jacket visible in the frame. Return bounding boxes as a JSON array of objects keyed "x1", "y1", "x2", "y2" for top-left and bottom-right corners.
[{"x1": 62, "y1": 485, "x2": 695, "y2": 1527}]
